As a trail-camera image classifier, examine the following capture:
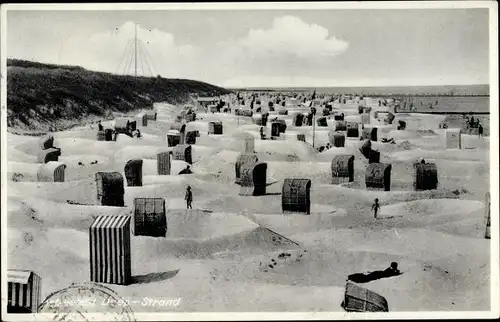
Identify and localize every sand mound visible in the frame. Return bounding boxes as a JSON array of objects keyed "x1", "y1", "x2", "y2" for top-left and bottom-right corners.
[
  {"x1": 8, "y1": 196, "x2": 124, "y2": 231},
  {"x1": 7, "y1": 162, "x2": 41, "y2": 182},
  {"x1": 8, "y1": 146, "x2": 38, "y2": 163},
  {"x1": 142, "y1": 159, "x2": 190, "y2": 176},
  {"x1": 378, "y1": 199, "x2": 484, "y2": 219},
  {"x1": 165, "y1": 210, "x2": 259, "y2": 240},
  {"x1": 255, "y1": 140, "x2": 317, "y2": 162},
  {"x1": 54, "y1": 138, "x2": 119, "y2": 158},
  {"x1": 114, "y1": 145, "x2": 162, "y2": 162}
]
